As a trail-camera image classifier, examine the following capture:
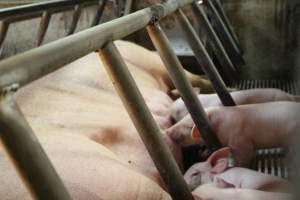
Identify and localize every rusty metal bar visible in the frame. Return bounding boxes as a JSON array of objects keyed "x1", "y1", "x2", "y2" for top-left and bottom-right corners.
[
  {"x1": 147, "y1": 22, "x2": 222, "y2": 151},
  {"x1": 0, "y1": 21, "x2": 9, "y2": 55},
  {"x1": 205, "y1": 0, "x2": 245, "y2": 66},
  {"x1": 191, "y1": 2, "x2": 238, "y2": 75},
  {"x1": 211, "y1": 0, "x2": 243, "y2": 54},
  {"x1": 0, "y1": 86, "x2": 72, "y2": 200},
  {"x1": 175, "y1": 9, "x2": 236, "y2": 106},
  {"x1": 91, "y1": 0, "x2": 108, "y2": 27},
  {"x1": 99, "y1": 41, "x2": 194, "y2": 200},
  {"x1": 0, "y1": 0, "x2": 99, "y2": 21},
  {"x1": 2, "y1": 3, "x2": 97, "y2": 24},
  {"x1": 37, "y1": 11, "x2": 52, "y2": 46},
  {"x1": 67, "y1": 5, "x2": 82, "y2": 36},
  {"x1": 0, "y1": 0, "x2": 195, "y2": 90}
]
